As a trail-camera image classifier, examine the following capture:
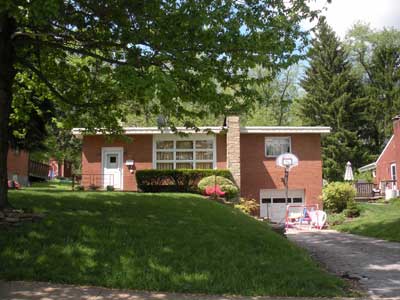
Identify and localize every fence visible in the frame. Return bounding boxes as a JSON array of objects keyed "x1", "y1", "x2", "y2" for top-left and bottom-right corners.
[
  {"x1": 354, "y1": 182, "x2": 376, "y2": 198},
  {"x1": 72, "y1": 174, "x2": 114, "y2": 190},
  {"x1": 28, "y1": 160, "x2": 50, "y2": 180}
]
